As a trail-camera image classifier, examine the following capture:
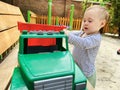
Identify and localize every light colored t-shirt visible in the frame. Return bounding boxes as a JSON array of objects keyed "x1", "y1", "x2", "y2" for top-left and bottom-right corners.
[{"x1": 68, "y1": 30, "x2": 101, "y2": 77}]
